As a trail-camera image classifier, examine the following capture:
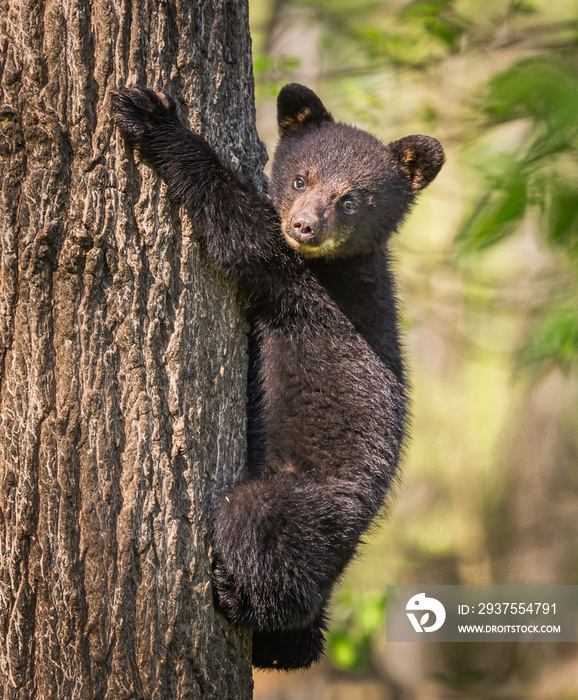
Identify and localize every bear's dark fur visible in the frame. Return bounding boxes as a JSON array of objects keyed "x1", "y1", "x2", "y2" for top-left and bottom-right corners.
[{"x1": 112, "y1": 84, "x2": 444, "y2": 670}]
